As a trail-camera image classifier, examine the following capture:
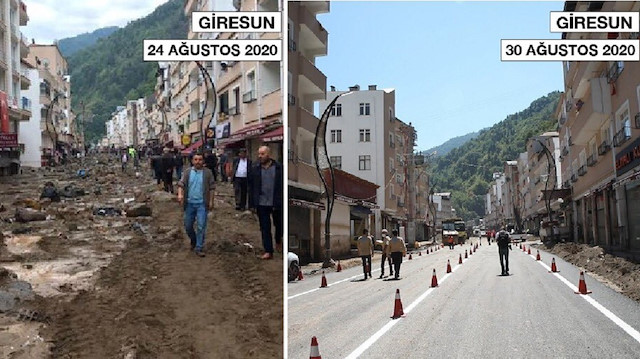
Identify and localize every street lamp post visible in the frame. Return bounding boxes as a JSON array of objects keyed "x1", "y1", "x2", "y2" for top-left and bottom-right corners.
[
  {"x1": 533, "y1": 137, "x2": 557, "y2": 241},
  {"x1": 195, "y1": 61, "x2": 216, "y2": 149},
  {"x1": 314, "y1": 92, "x2": 351, "y2": 268}
]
